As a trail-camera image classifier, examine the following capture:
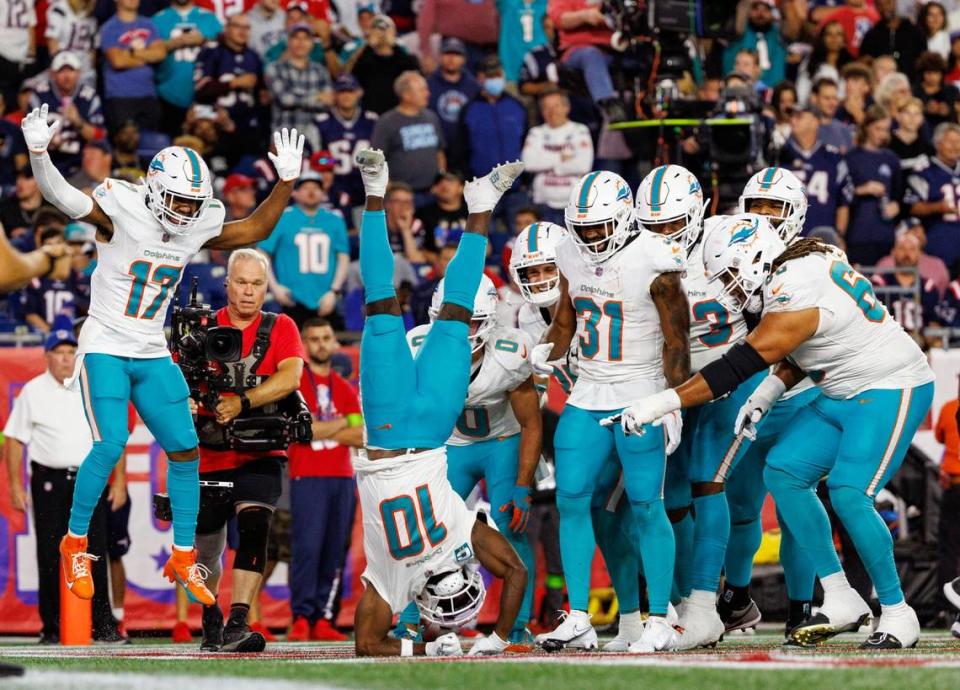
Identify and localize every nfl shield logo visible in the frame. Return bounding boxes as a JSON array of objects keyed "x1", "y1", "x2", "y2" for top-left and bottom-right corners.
[{"x1": 455, "y1": 543, "x2": 474, "y2": 563}]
